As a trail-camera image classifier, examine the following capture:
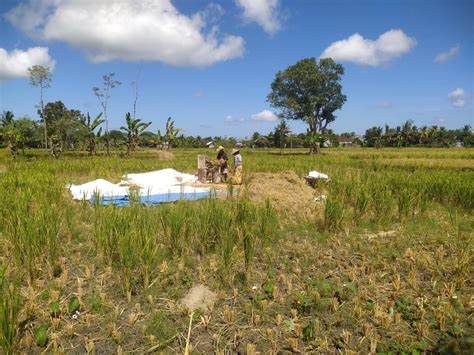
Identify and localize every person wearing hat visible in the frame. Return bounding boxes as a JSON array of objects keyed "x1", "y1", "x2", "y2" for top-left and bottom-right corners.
[
  {"x1": 231, "y1": 148, "x2": 243, "y2": 185},
  {"x1": 216, "y1": 146, "x2": 228, "y2": 182}
]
